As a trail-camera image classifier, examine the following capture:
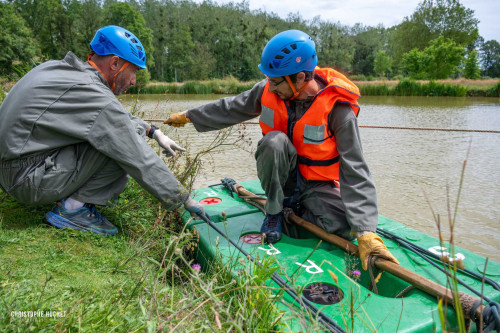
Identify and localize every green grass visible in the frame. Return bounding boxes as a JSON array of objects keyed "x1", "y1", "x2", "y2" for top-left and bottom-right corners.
[
  {"x1": 0, "y1": 179, "x2": 286, "y2": 332},
  {"x1": 357, "y1": 79, "x2": 488, "y2": 97},
  {"x1": 0, "y1": 181, "x2": 170, "y2": 331},
  {"x1": 136, "y1": 78, "x2": 500, "y2": 97},
  {"x1": 128, "y1": 77, "x2": 258, "y2": 95}
]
